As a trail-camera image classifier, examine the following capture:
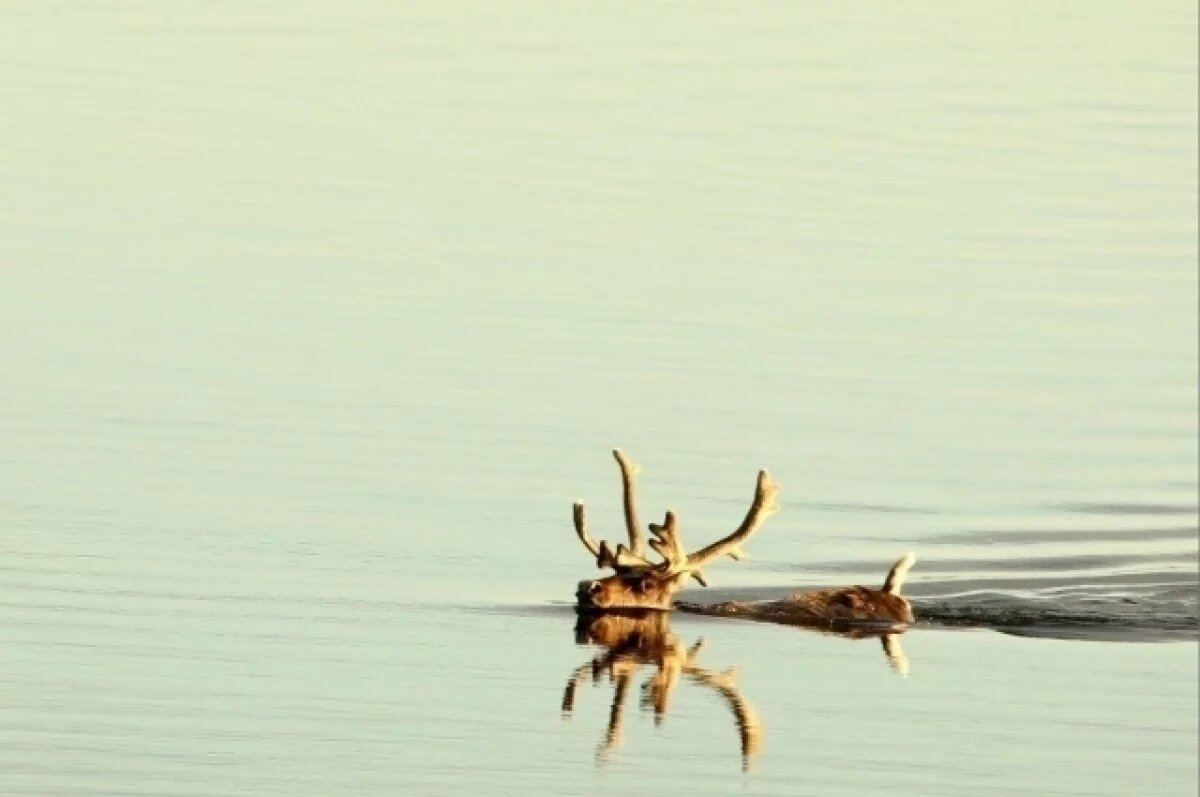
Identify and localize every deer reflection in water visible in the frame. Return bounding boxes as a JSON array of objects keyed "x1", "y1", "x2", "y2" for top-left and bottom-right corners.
[
  {"x1": 562, "y1": 611, "x2": 763, "y2": 771},
  {"x1": 562, "y1": 611, "x2": 913, "y2": 772}
]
